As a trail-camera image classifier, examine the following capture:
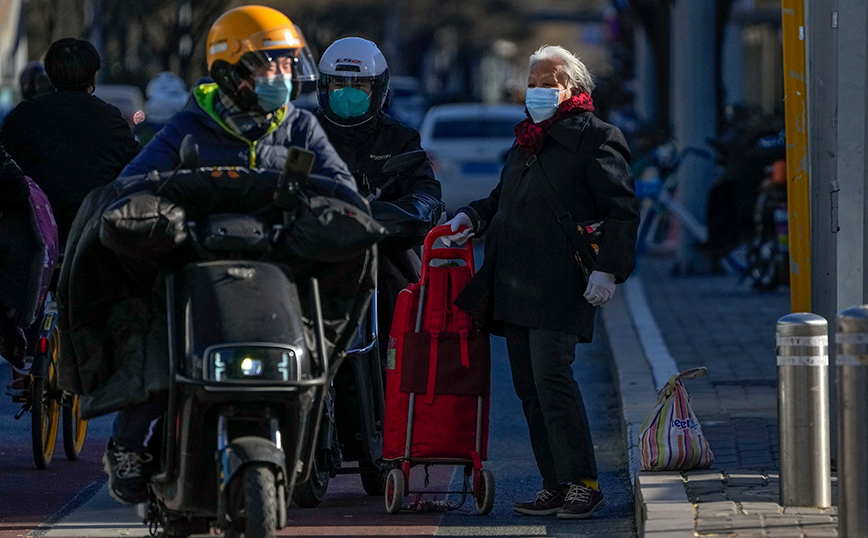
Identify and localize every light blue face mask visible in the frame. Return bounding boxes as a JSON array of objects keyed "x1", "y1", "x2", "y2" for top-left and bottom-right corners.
[
  {"x1": 525, "y1": 87, "x2": 565, "y2": 123},
  {"x1": 329, "y1": 87, "x2": 371, "y2": 119},
  {"x1": 254, "y1": 75, "x2": 293, "y2": 112}
]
